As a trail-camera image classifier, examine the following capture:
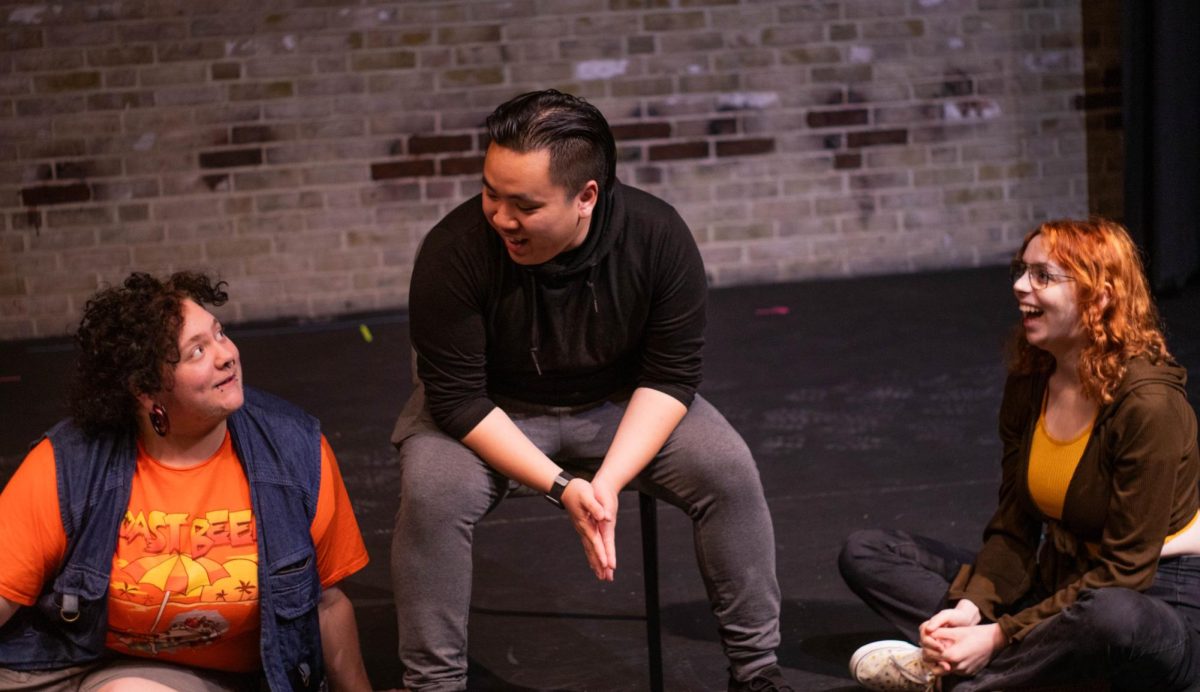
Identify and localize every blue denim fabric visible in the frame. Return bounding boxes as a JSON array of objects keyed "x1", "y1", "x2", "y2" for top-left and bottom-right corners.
[{"x1": 0, "y1": 388, "x2": 327, "y2": 692}]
